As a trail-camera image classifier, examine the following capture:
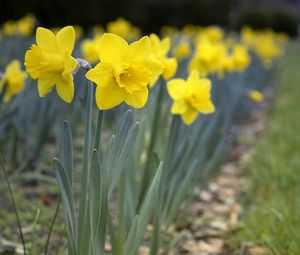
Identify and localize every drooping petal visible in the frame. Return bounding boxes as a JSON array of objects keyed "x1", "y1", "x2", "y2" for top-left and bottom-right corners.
[
  {"x1": 56, "y1": 26, "x2": 75, "y2": 54},
  {"x1": 171, "y1": 99, "x2": 188, "y2": 114},
  {"x1": 162, "y1": 58, "x2": 177, "y2": 80},
  {"x1": 199, "y1": 100, "x2": 215, "y2": 114},
  {"x1": 98, "y1": 33, "x2": 128, "y2": 63},
  {"x1": 37, "y1": 77, "x2": 56, "y2": 97},
  {"x1": 124, "y1": 86, "x2": 148, "y2": 108},
  {"x1": 167, "y1": 79, "x2": 186, "y2": 99},
  {"x1": 127, "y1": 36, "x2": 151, "y2": 61},
  {"x1": 36, "y1": 27, "x2": 57, "y2": 53},
  {"x1": 181, "y1": 108, "x2": 198, "y2": 125},
  {"x1": 86, "y1": 62, "x2": 114, "y2": 87},
  {"x1": 56, "y1": 75, "x2": 74, "y2": 103},
  {"x1": 95, "y1": 80, "x2": 124, "y2": 110}
]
